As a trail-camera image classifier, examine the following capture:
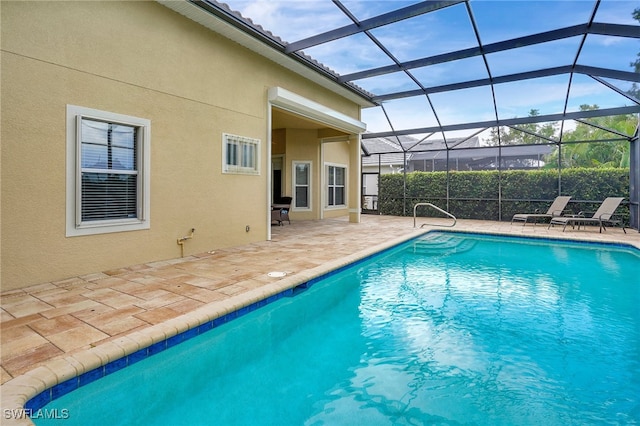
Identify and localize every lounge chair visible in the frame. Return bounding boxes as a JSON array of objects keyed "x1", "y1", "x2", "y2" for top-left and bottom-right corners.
[
  {"x1": 548, "y1": 197, "x2": 626, "y2": 233},
  {"x1": 511, "y1": 196, "x2": 572, "y2": 226}
]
